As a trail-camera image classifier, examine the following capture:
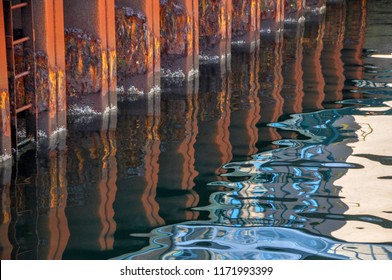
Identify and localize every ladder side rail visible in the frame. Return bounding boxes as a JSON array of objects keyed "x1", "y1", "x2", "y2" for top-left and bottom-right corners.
[{"x1": 21, "y1": 0, "x2": 37, "y2": 144}]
